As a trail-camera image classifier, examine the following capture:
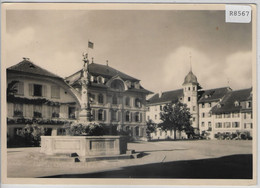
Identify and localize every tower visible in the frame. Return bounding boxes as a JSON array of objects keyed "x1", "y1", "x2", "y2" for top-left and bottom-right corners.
[{"x1": 182, "y1": 69, "x2": 199, "y2": 133}]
